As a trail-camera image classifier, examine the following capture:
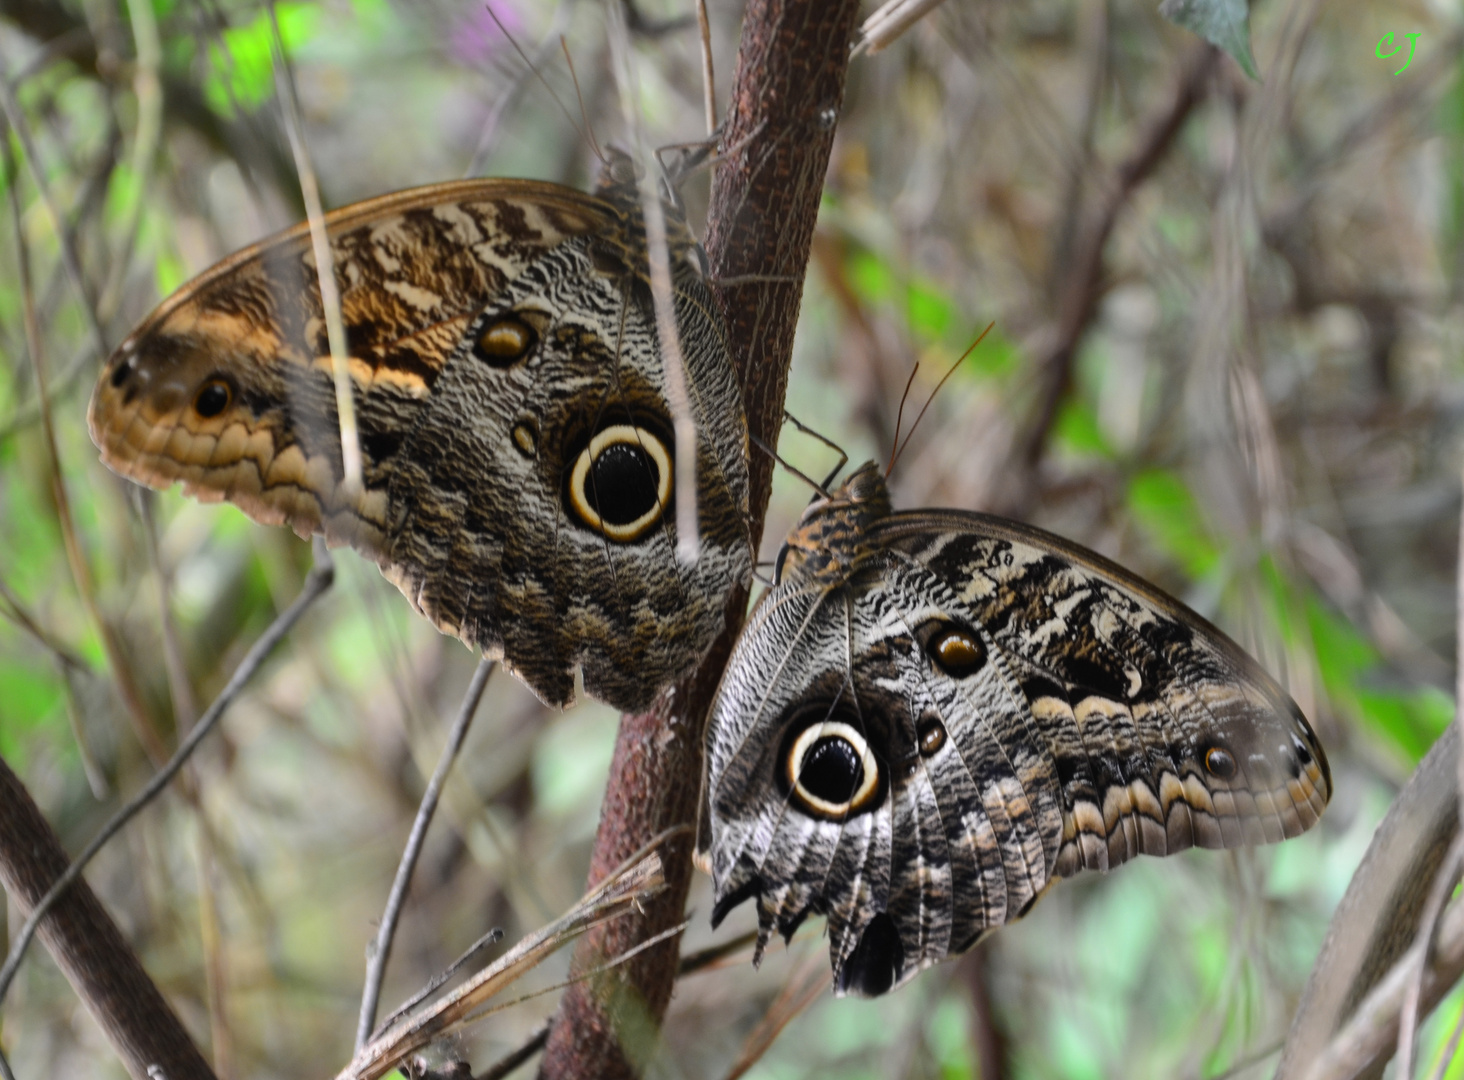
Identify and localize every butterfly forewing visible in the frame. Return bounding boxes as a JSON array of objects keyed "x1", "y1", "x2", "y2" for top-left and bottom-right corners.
[{"x1": 91, "y1": 177, "x2": 751, "y2": 711}]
